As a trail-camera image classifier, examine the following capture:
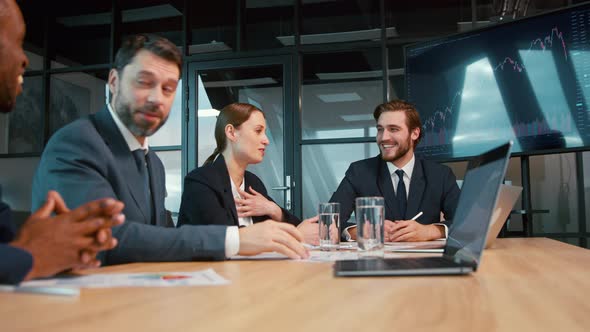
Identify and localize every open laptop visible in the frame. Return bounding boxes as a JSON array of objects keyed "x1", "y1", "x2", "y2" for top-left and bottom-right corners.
[
  {"x1": 334, "y1": 141, "x2": 512, "y2": 277},
  {"x1": 485, "y1": 184, "x2": 522, "y2": 248},
  {"x1": 386, "y1": 184, "x2": 522, "y2": 253}
]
